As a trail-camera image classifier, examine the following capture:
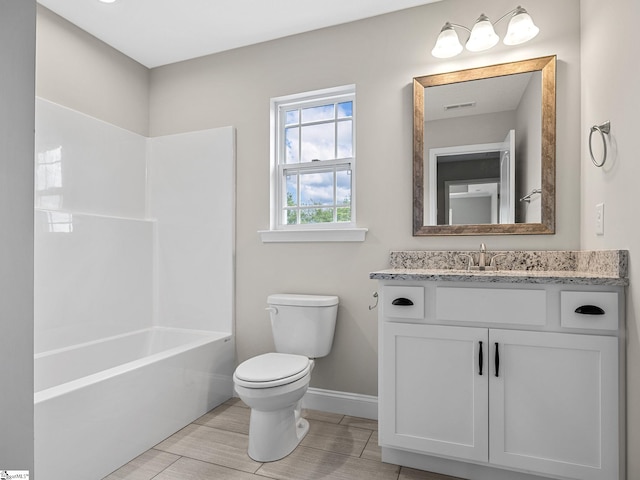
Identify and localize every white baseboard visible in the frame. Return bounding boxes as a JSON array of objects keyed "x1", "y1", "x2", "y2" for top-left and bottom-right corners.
[{"x1": 302, "y1": 387, "x2": 378, "y2": 420}]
